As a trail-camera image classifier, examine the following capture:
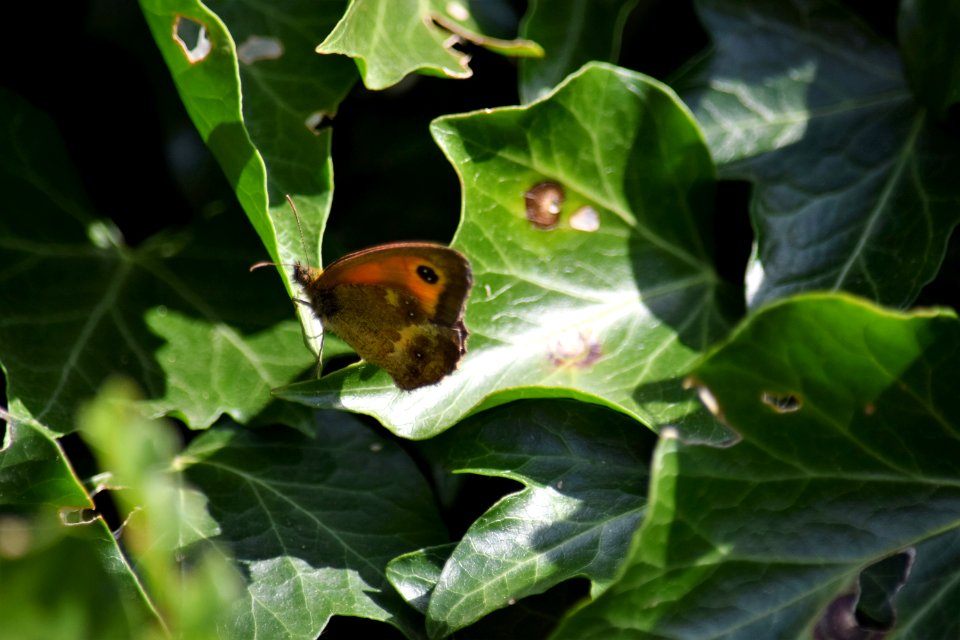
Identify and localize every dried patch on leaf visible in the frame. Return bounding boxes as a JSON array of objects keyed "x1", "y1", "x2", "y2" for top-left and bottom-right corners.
[
  {"x1": 0, "y1": 515, "x2": 32, "y2": 558},
  {"x1": 237, "y1": 35, "x2": 284, "y2": 64},
  {"x1": 525, "y1": 181, "x2": 565, "y2": 229},
  {"x1": 444, "y1": 1, "x2": 470, "y2": 21},
  {"x1": 570, "y1": 206, "x2": 600, "y2": 232},
  {"x1": 548, "y1": 329, "x2": 601, "y2": 368}
]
